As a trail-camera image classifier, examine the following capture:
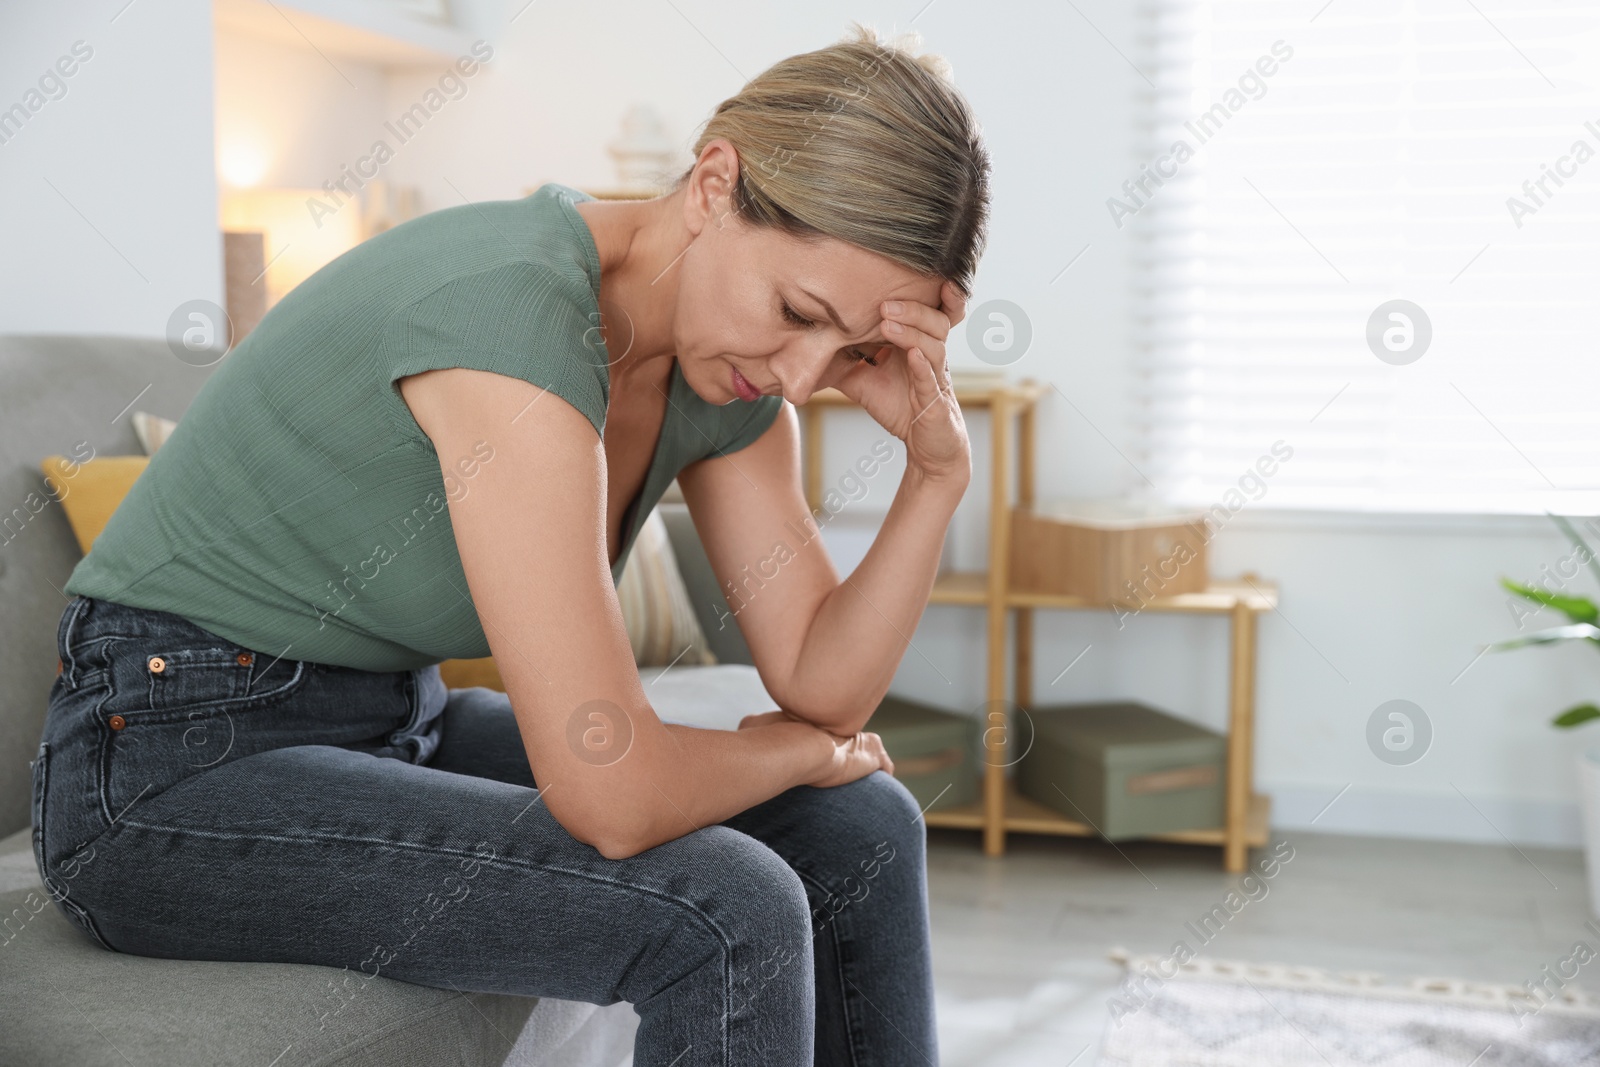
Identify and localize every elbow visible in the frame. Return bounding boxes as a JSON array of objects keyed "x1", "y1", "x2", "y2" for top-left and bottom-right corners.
[
  {"x1": 786, "y1": 700, "x2": 877, "y2": 738},
  {"x1": 769, "y1": 677, "x2": 884, "y2": 737},
  {"x1": 594, "y1": 834, "x2": 650, "y2": 861},
  {"x1": 563, "y1": 811, "x2": 654, "y2": 861},
  {"x1": 589, "y1": 820, "x2": 657, "y2": 860}
]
